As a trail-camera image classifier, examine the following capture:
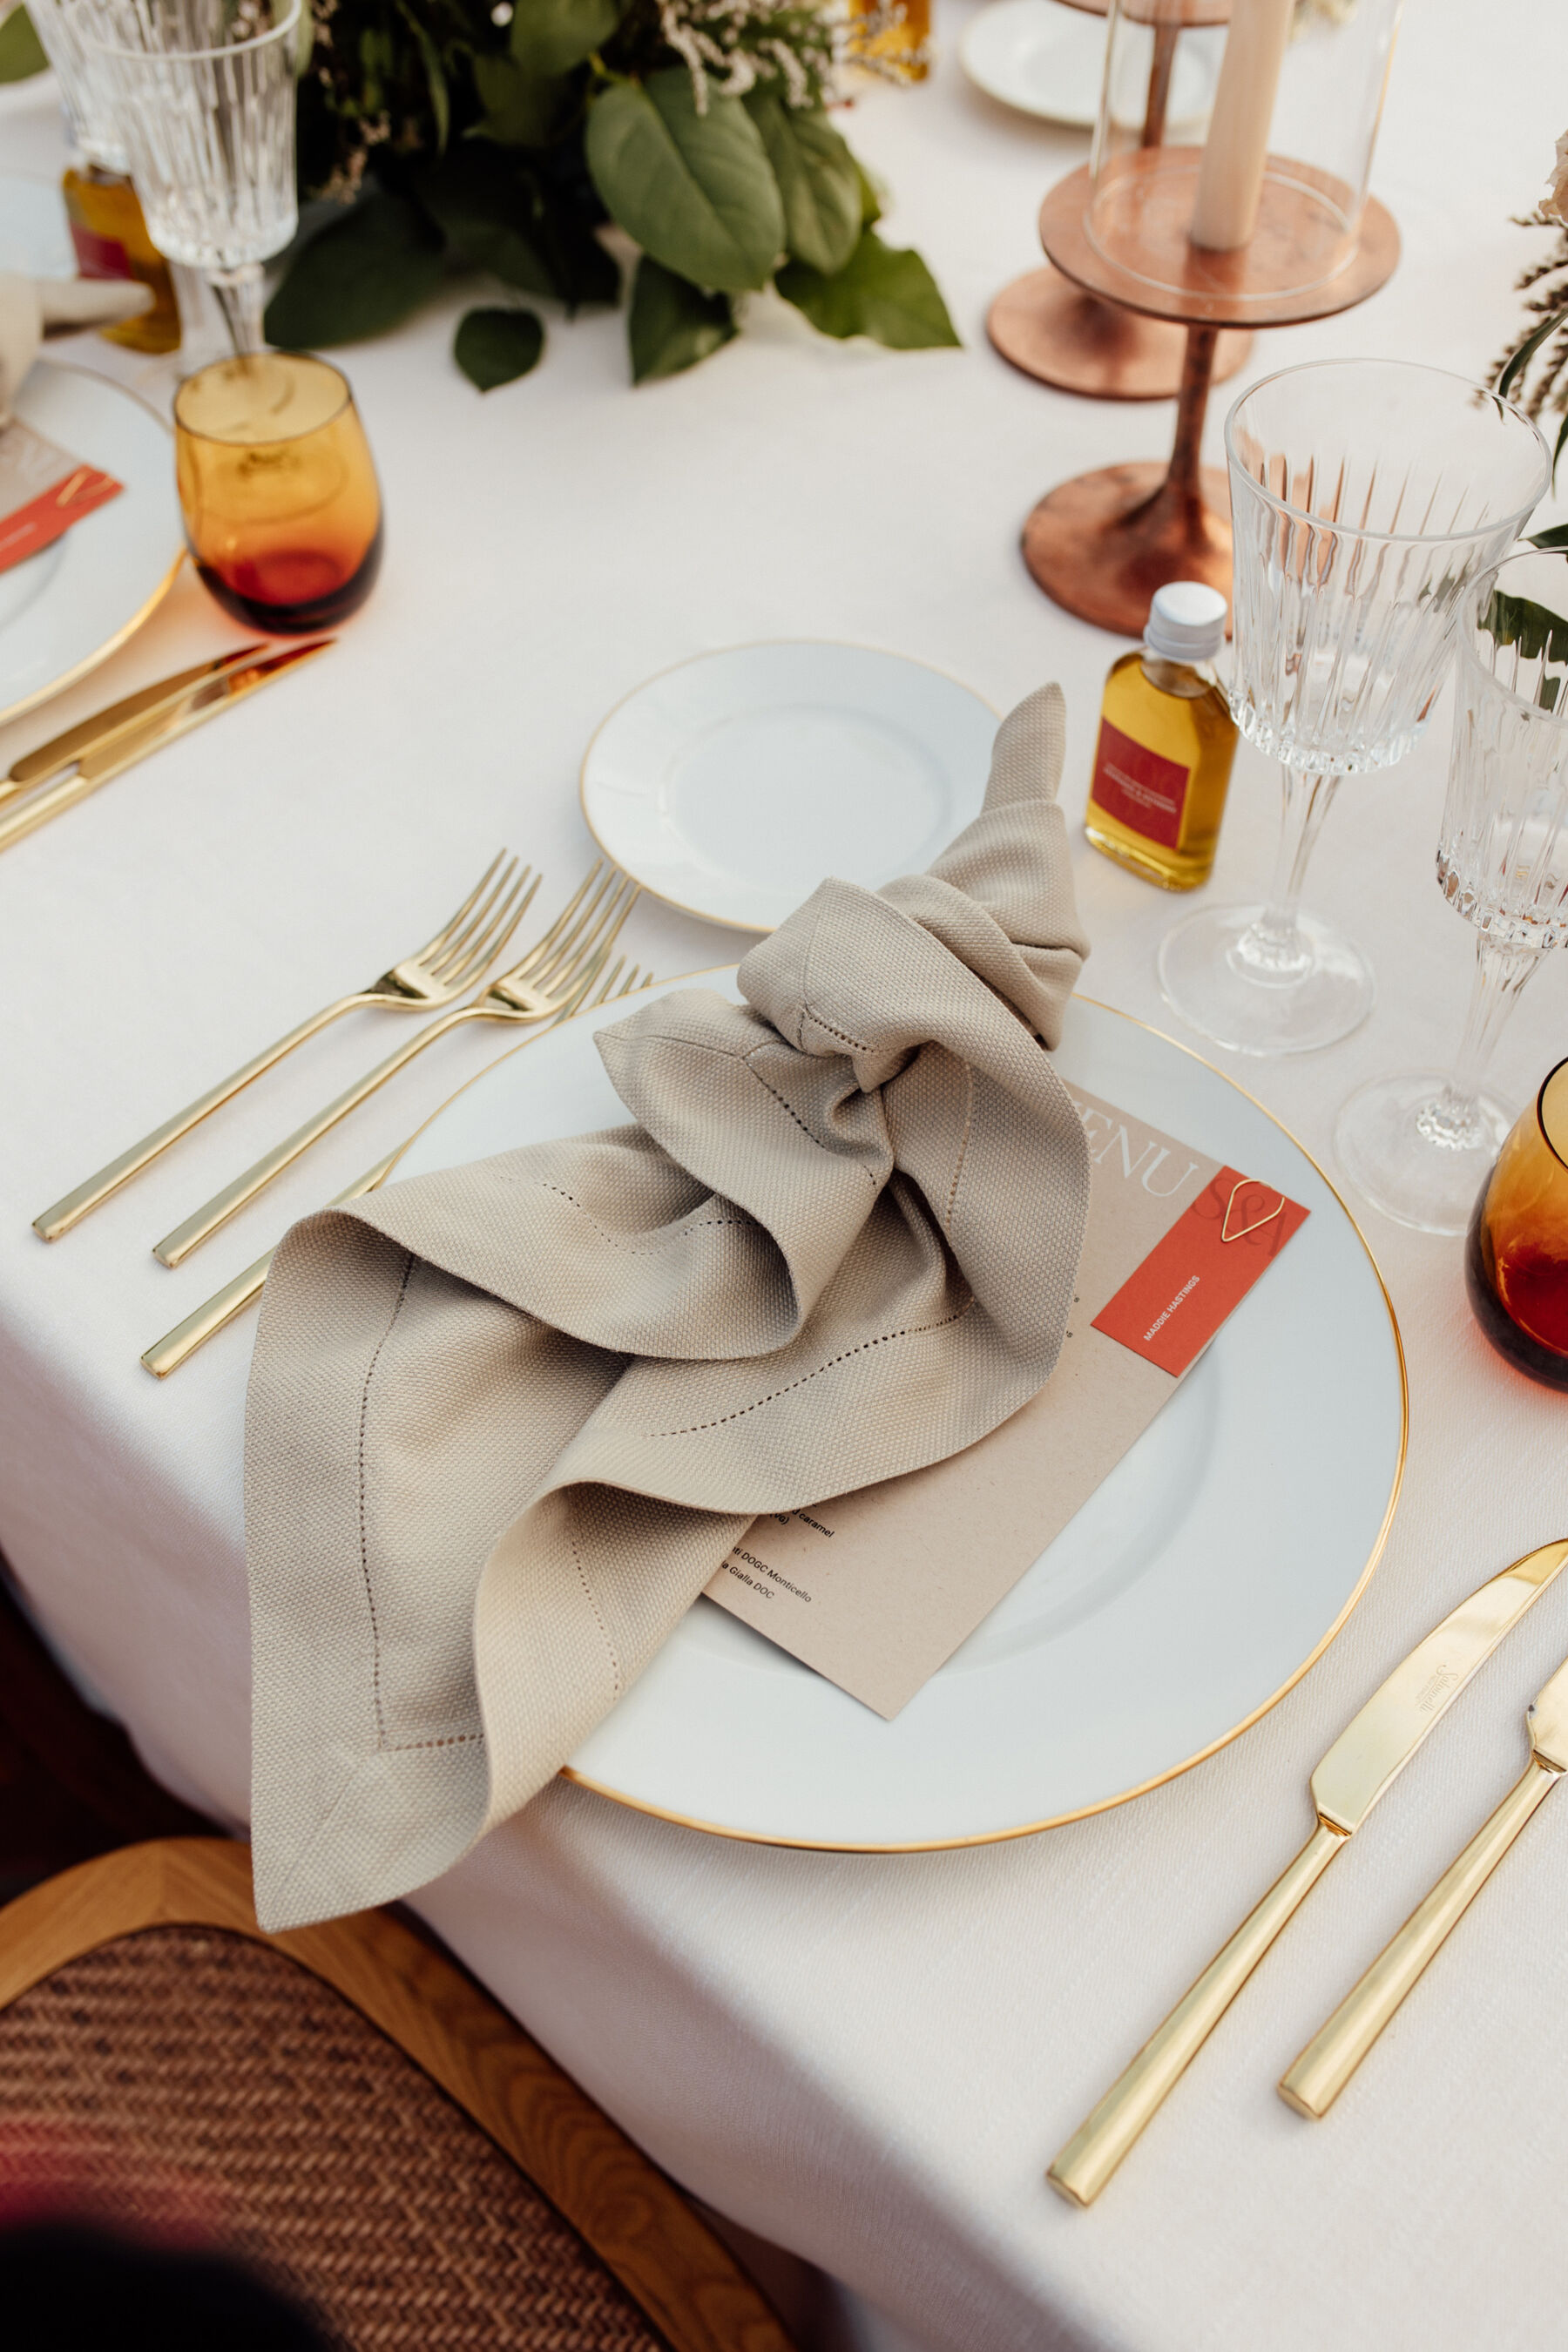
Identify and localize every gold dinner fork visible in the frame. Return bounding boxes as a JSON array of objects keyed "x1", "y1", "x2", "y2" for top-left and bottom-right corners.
[
  {"x1": 154, "y1": 864, "x2": 641, "y2": 1269},
  {"x1": 141, "y1": 956, "x2": 655, "y2": 1378},
  {"x1": 34, "y1": 850, "x2": 538, "y2": 1242}
]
